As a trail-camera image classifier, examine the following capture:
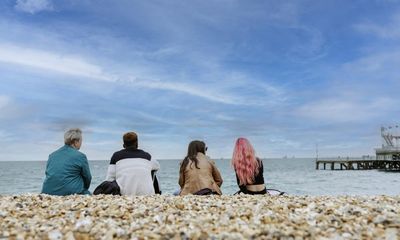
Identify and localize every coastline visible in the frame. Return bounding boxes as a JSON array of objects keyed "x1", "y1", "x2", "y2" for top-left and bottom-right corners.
[{"x1": 1, "y1": 194, "x2": 399, "y2": 239}]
